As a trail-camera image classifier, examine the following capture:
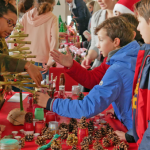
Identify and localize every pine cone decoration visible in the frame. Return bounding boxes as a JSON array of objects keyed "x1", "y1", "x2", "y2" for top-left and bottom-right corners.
[
  {"x1": 81, "y1": 144, "x2": 89, "y2": 150},
  {"x1": 25, "y1": 134, "x2": 34, "y2": 142},
  {"x1": 106, "y1": 123, "x2": 113, "y2": 133},
  {"x1": 69, "y1": 123, "x2": 74, "y2": 132},
  {"x1": 66, "y1": 134, "x2": 78, "y2": 146},
  {"x1": 25, "y1": 112, "x2": 33, "y2": 123},
  {"x1": 41, "y1": 126, "x2": 48, "y2": 135},
  {"x1": 111, "y1": 136, "x2": 120, "y2": 146},
  {"x1": 113, "y1": 141, "x2": 129, "y2": 150},
  {"x1": 93, "y1": 140, "x2": 104, "y2": 150},
  {"x1": 78, "y1": 117, "x2": 88, "y2": 129},
  {"x1": 72, "y1": 125, "x2": 78, "y2": 136},
  {"x1": 70, "y1": 118, "x2": 77, "y2": 126},
  {"x1": 102, "y1": 137, "x2": 111, "y2": 147},
  {"x1": 59, "y1": 123, "x2": 68, "y2": 130},
  {"x1": 19, "y1": 137, "x2": 25, "y2": 148},
  {"x1": 44, "y1": 128, "x2": 53, "y2": 140},
  {"x1": 94, "y1": 129, "x2": 103, "y2": 140},
  {"x1": 107, "y1": 132, "x2": 115, "y2": 139},
  {"x1": 70, "y1": 146, "x2": 79, "y2": 150},
  {"x1": 60, "y1": 128, "x2": 69, "y2": 139},
  {"x1": 100, "y1": 127, "x2": 107, "y2": 136},
  {"x1": 88, "y1": 120, "x2": 94, "y2": 135},
  {"x1": 35, "y1": 136, "x2": 46, "y2": 146},
  {"x1": 77, "y1": 92, "x2": 84, "y2": 100},
  {"x1": 51, "y1": 139, "x2": 62, "y2": 150}
]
